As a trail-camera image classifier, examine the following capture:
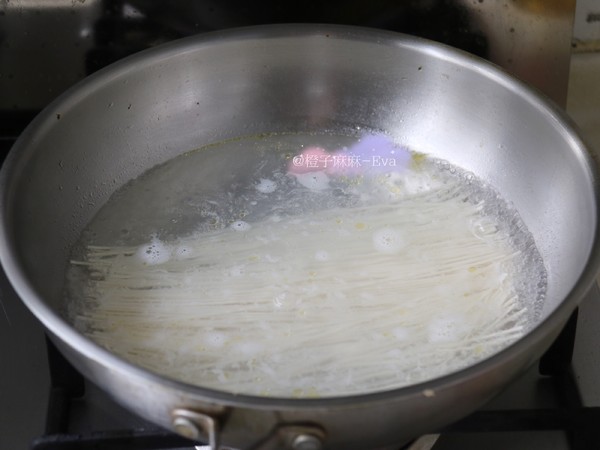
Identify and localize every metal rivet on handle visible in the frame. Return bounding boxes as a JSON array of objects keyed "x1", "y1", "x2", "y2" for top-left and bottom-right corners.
[
  {"x1": 172, "y1": 408, "x2": 220, "y2": 450},
  {"x1": 291, "y1": 433, "x2": 323, "y2": 450},
  {"x1": 172, "y1": 415, "x2": 201, "y2": 441}
]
